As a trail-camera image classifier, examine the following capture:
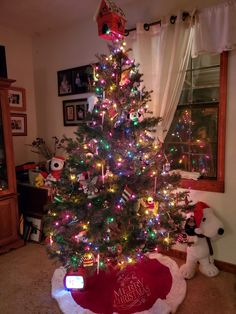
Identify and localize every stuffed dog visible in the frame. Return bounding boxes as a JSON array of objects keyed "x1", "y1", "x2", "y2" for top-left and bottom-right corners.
[
  {"x1": 45, "y1": 156, "x2": 65, "y2": 185},
  {"x1": 180, "y1": 201, "x2": 224, "y2": 279}
]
